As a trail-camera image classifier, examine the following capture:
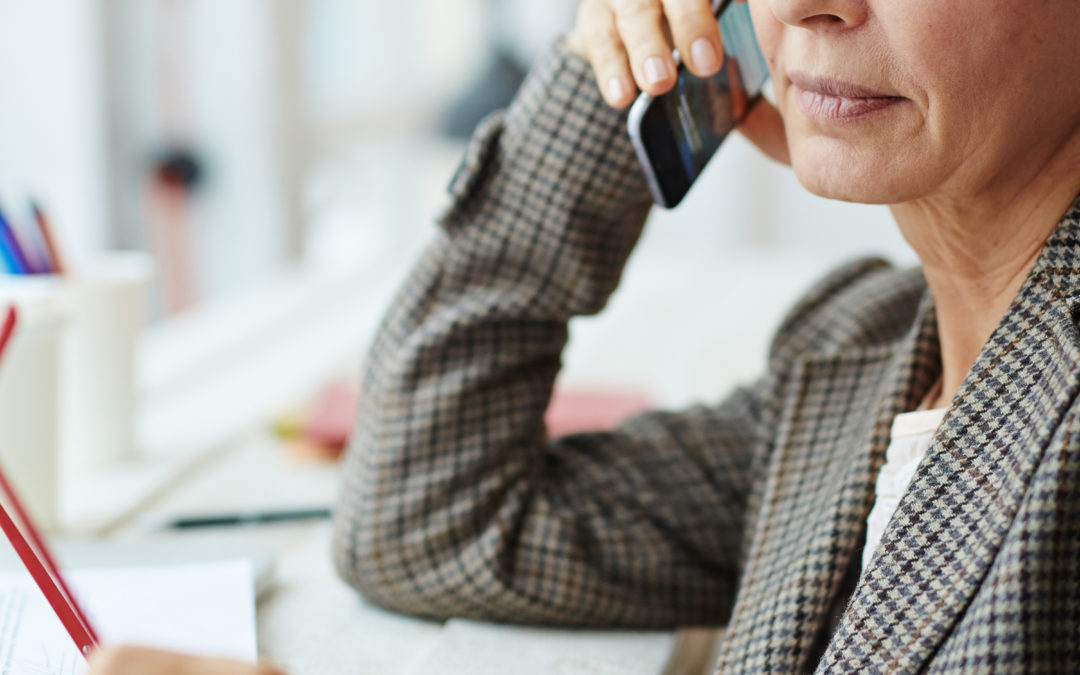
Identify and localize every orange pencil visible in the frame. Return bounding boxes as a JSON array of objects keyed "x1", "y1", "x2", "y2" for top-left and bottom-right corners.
[{"x1": 29, "y1": 200, "x2": 65, "y2": 275}]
